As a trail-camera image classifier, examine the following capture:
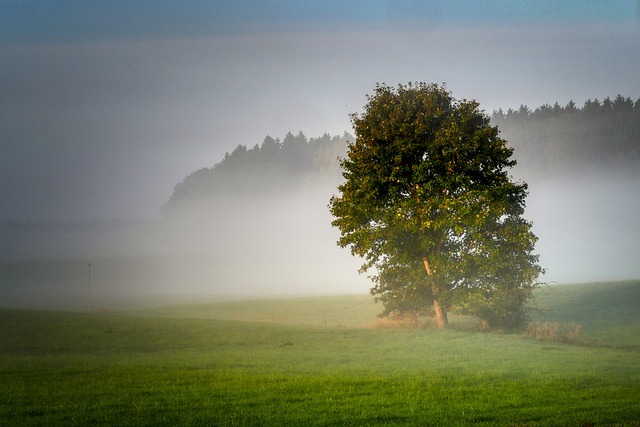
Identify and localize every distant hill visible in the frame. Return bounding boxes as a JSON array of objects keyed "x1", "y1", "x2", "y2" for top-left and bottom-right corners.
[
  {"x1": 164, "y1": 96, "x2": 640, "y2": 214},
  {"x1": 162, "y1": 132, "x2": 350, "y2": 215}
]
